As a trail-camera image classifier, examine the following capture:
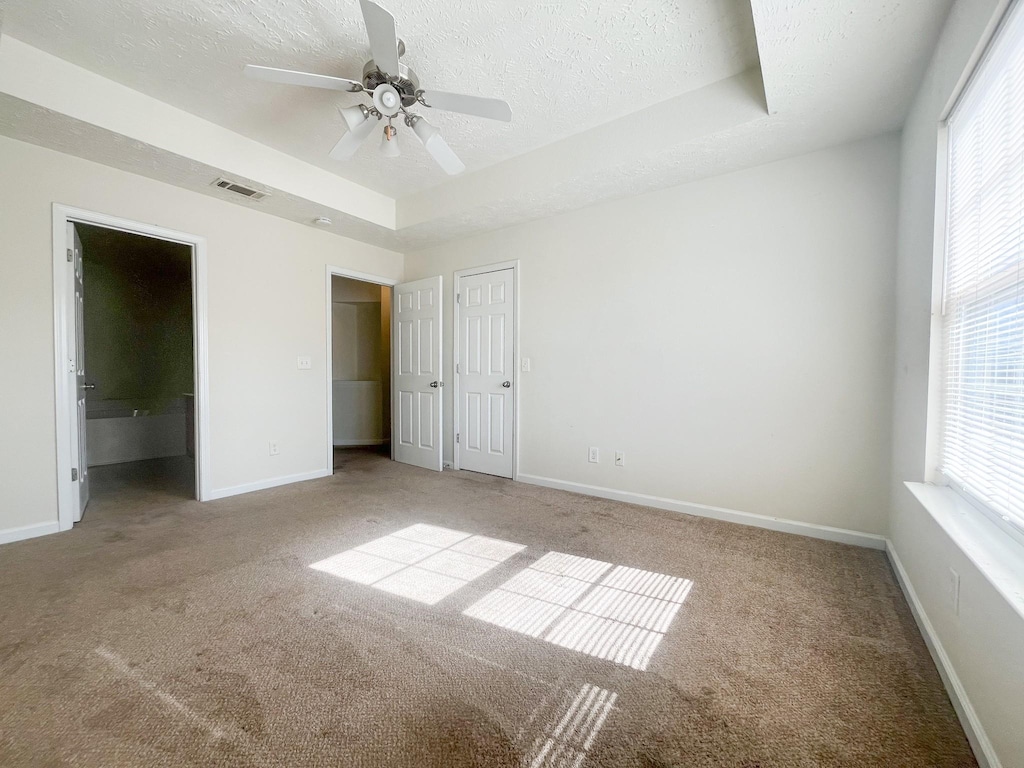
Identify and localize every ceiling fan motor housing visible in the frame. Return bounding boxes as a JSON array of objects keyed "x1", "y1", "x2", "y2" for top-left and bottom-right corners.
[{"x1": 362, "y1": 59, "x2": 420, "y2": 107}]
